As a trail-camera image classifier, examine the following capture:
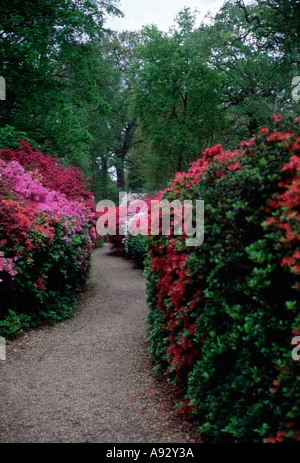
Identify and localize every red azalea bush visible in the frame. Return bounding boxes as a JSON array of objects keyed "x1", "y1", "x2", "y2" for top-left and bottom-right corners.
[
  {"x1": 145, "y1": 115, "x2": 300, "y2": 442},
  {"x1": 0, "y1": 140, "x2": 97, "y2": 339}
]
